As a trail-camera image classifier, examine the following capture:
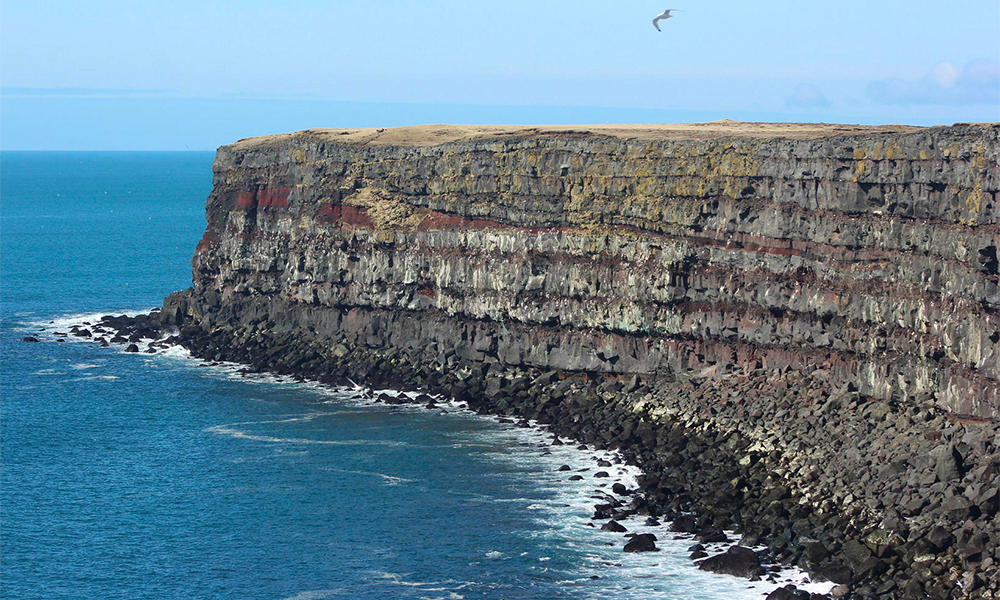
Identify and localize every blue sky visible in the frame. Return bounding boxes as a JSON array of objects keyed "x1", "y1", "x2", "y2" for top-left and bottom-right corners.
[{"x1": 2, "y1": 0, "x2": 998, "y2": 150}]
